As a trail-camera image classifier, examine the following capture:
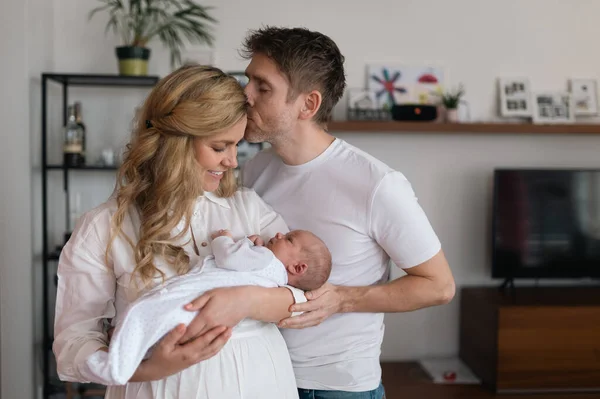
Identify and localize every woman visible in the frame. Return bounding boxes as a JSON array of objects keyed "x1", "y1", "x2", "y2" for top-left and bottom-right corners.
[{"x1": 53, "y1": 65, "x2": 301, "y2": 398}]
